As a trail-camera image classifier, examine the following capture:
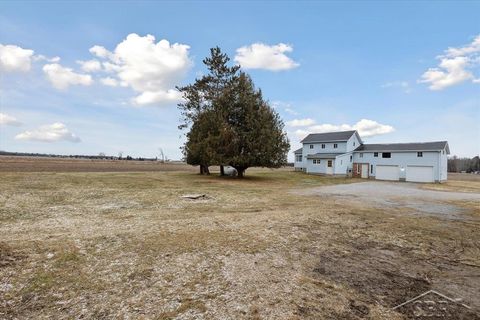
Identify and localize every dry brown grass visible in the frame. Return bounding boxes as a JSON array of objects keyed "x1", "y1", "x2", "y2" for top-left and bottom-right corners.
[{"x1": 0, "y1": 163, "x2": 479, "y2": 319}]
